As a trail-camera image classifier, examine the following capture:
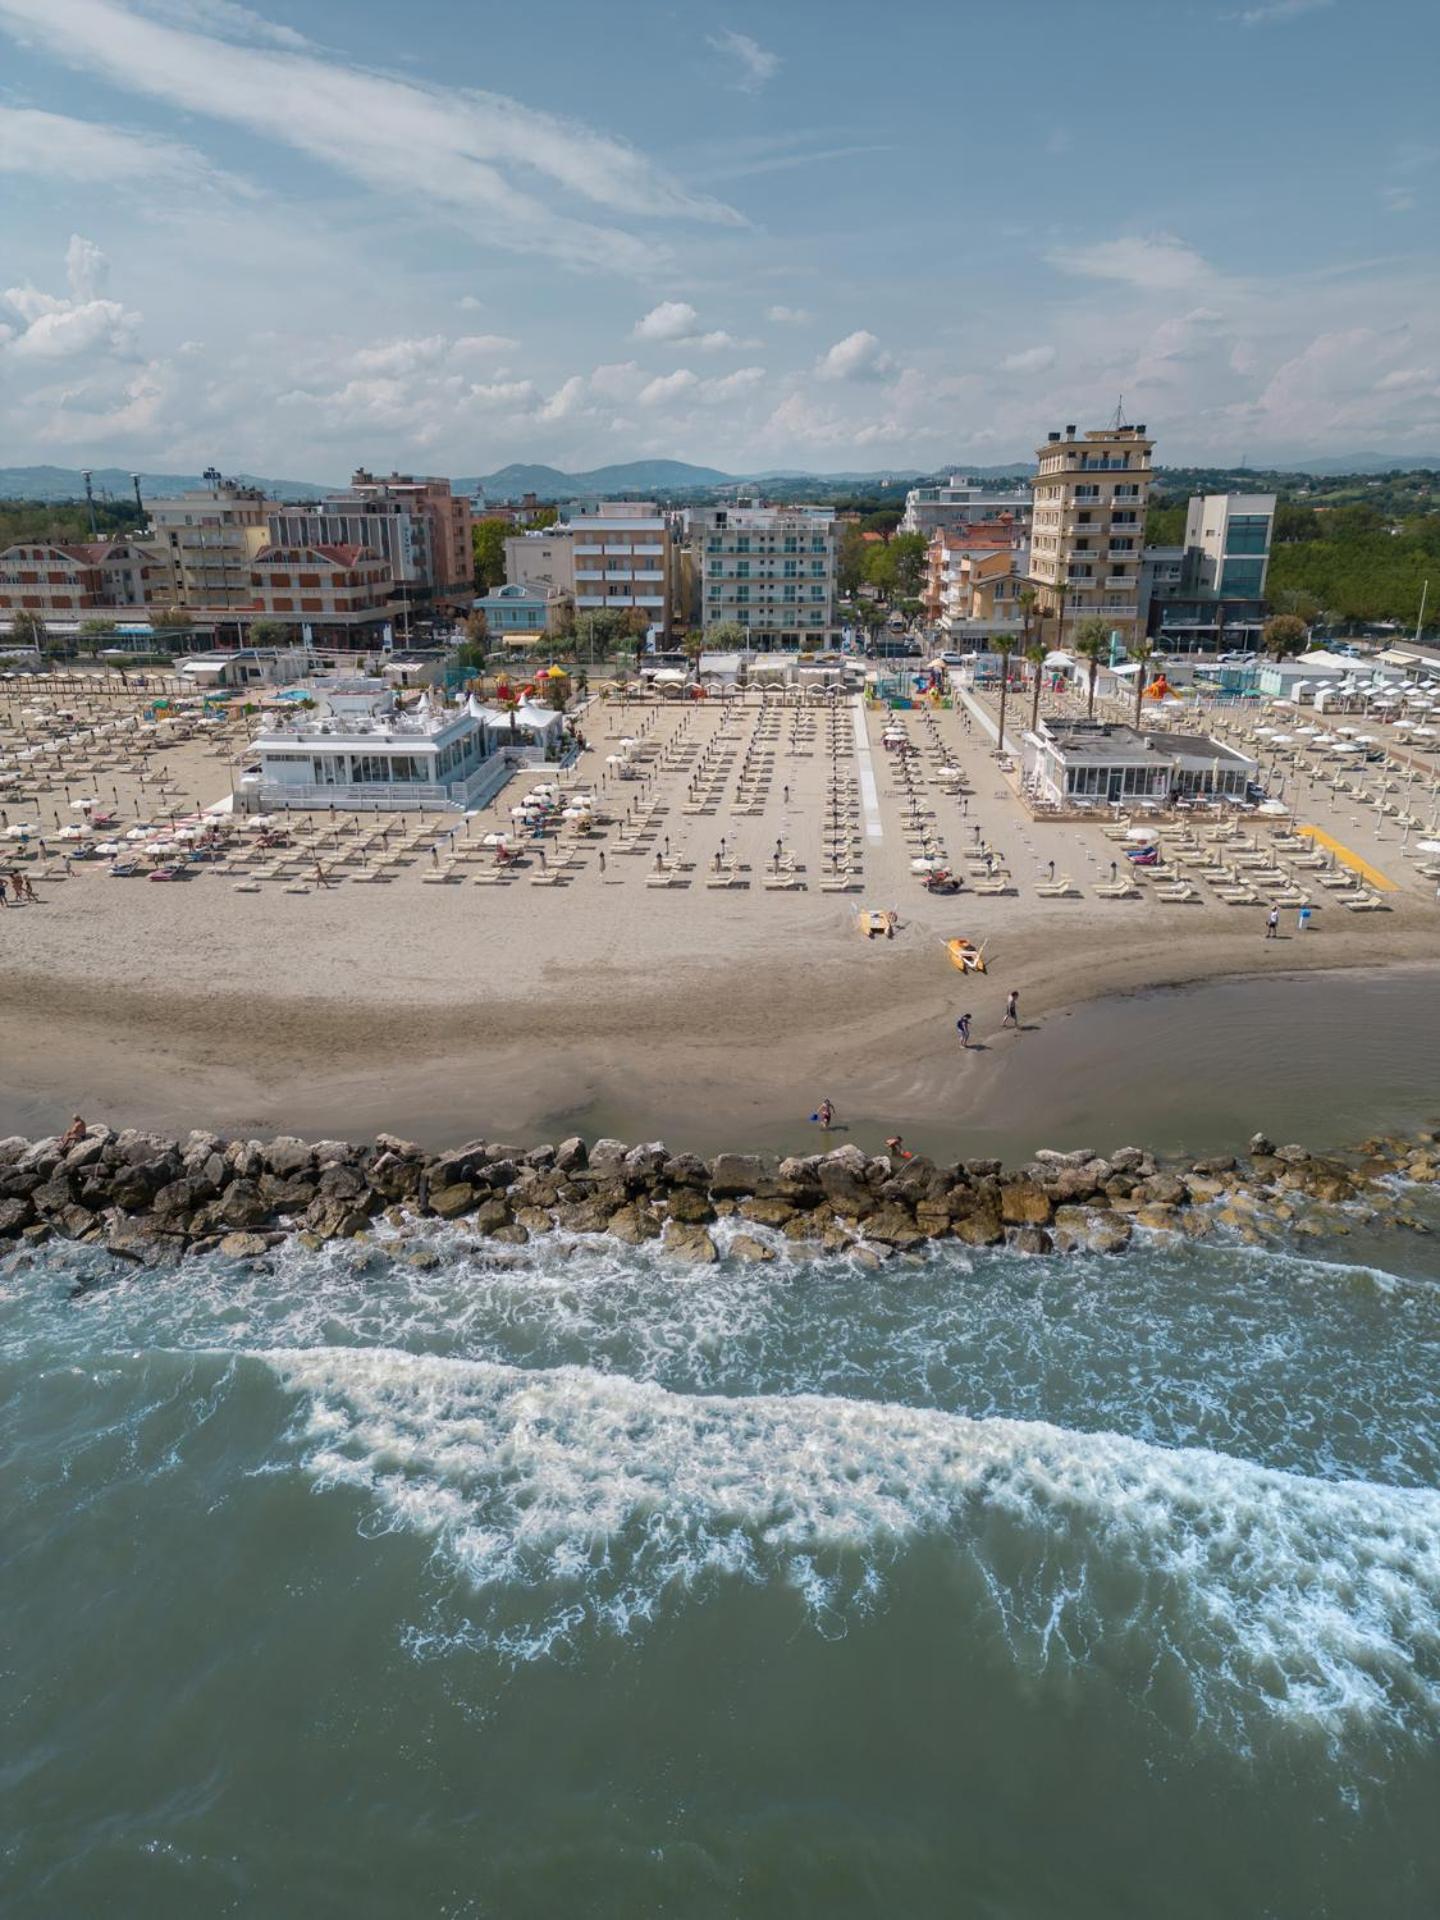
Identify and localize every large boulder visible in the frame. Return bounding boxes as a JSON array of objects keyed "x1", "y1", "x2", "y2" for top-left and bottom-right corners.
[
  {"x1": 608, "y1": 1204, "x2": 662, "y2": 1245},
  {"x1": 555, "y1": 1136, "x2": 588, "y2": 1174},
  {"x1": 666, "y1": 1188, "x2": 717, "y2": 1225},
  {"x1": 661, "y1": 1220, "x2": 719, "y2": 1263},
  {"x1": 709, "y1": 1153, "x2": 773, "y2": 1198},
  {"x1": 264, "y1": 1136, "x2": 314, "y2": 1178},
  {"x1": 999, "y1": 1180, "x2": 1052, "y2": 1227},
  {"x1": 428, "y1": 1182, "x2": 476, "y2": 1219}
]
